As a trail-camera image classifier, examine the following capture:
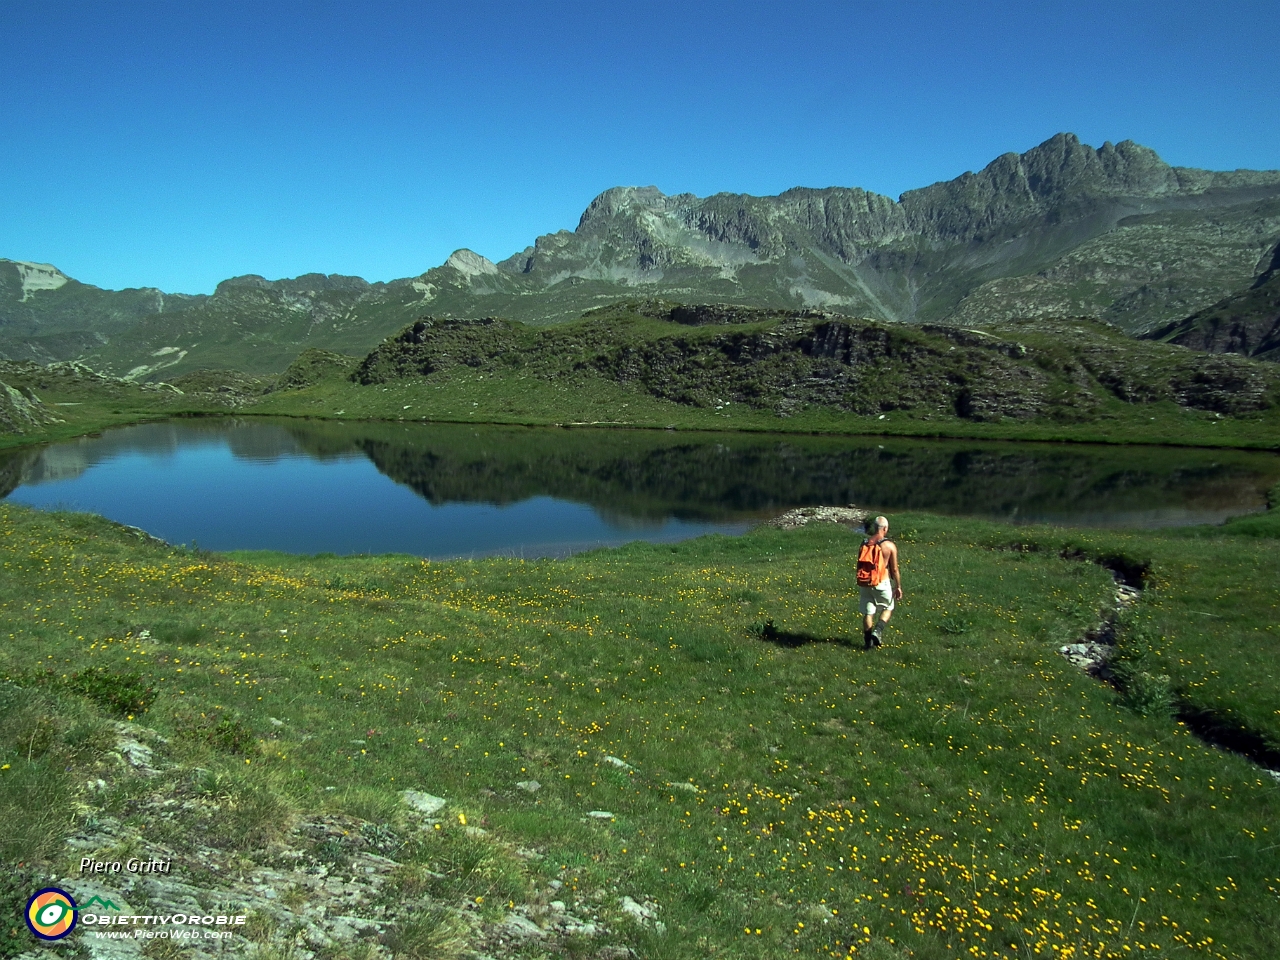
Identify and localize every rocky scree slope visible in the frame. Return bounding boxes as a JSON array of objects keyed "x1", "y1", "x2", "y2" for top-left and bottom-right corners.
[
  {"x1": 351, "y1": 302, "x2": 1280, "y2": 422},
  {"x1": 4, "y1": 134, "x2": 1280, "y2": 379}
]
